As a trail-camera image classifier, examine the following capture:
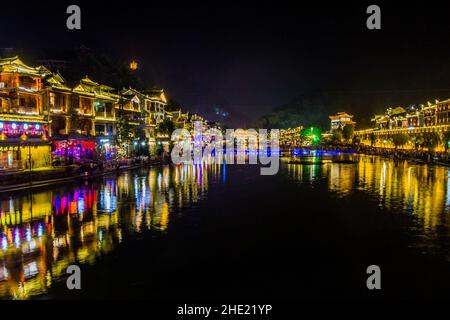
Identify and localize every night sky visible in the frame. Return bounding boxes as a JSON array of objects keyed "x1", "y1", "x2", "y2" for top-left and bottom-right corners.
[{"x1": 2, "y1": 1, "x2": 450, "y2": 127}]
